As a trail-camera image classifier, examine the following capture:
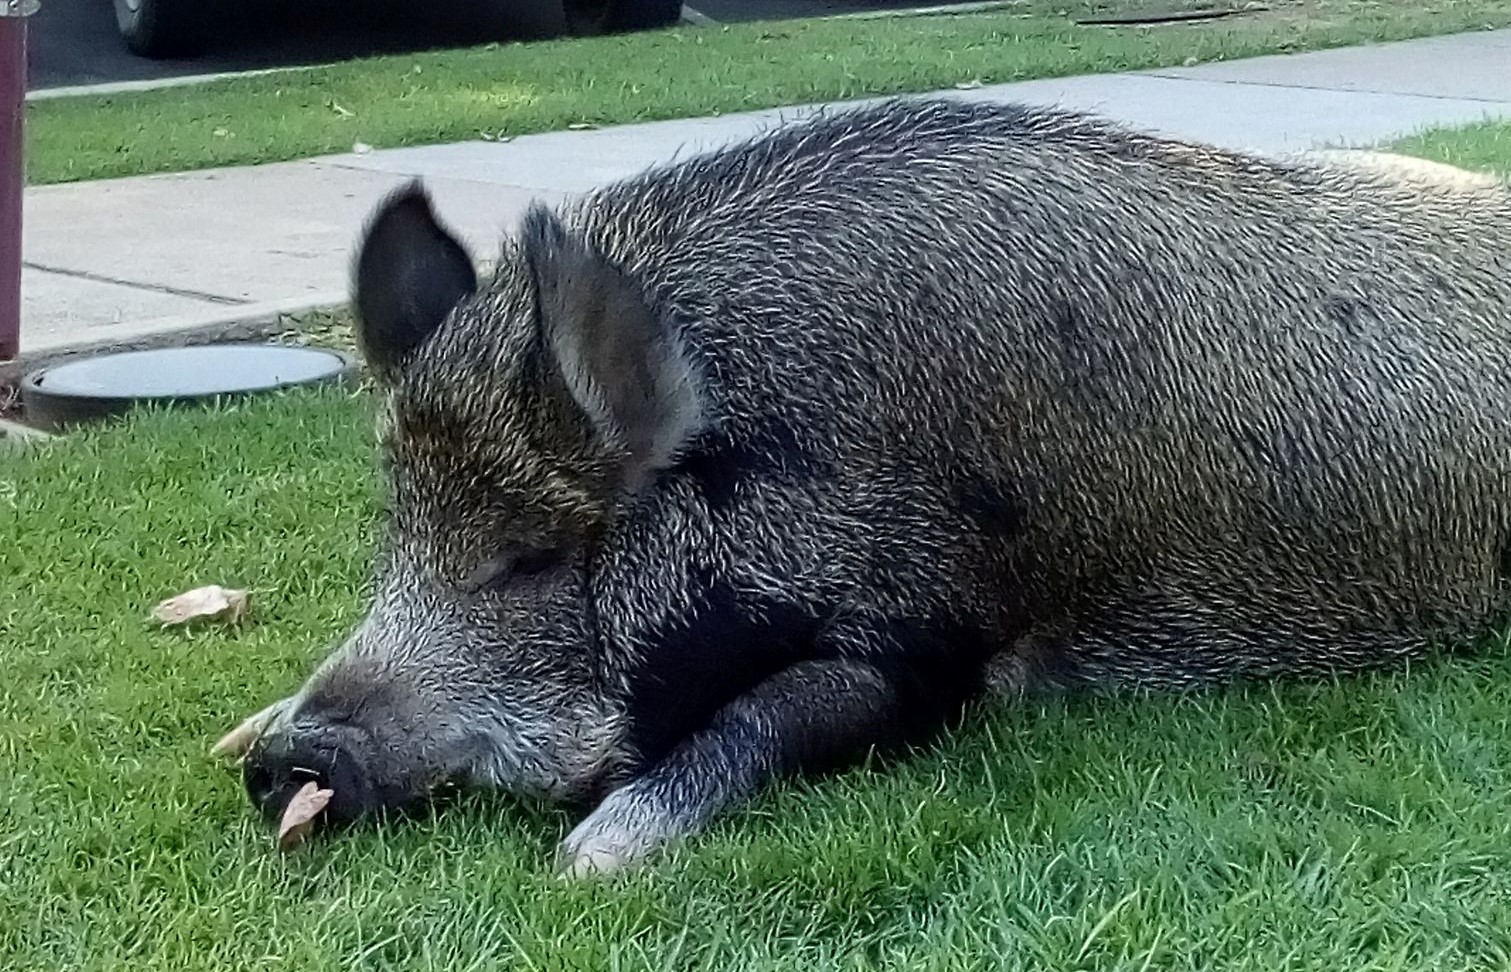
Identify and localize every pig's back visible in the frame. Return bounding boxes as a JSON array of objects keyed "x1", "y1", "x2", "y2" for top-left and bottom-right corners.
[{"x1": 581, "y1": 97, "x2": 1511, "y2": 678}]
